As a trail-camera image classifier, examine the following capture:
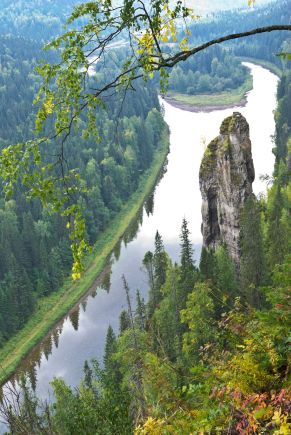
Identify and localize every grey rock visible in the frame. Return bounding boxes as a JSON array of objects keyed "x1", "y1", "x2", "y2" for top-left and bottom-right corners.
[{"x1": 199, "y1": 112, "x2": 255, "y2": 267}]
